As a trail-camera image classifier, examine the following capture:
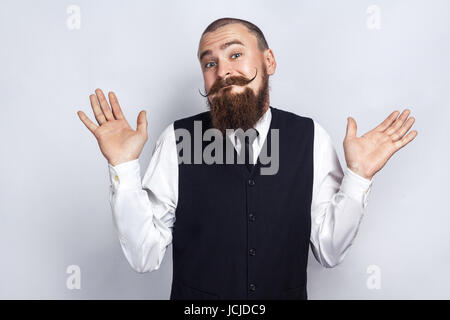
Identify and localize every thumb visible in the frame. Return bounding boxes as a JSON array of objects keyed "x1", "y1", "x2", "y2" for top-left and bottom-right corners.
[
  {"x1": 346, "y1": 116, "x2": 357, "y2": 138},
  {"x1": 136, "y1": 110, "x2": 148, "y2": 135}
]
